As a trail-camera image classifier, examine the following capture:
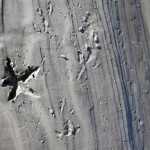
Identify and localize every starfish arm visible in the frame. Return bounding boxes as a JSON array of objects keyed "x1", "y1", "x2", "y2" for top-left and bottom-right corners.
[
  {"x1": 18, "y1": 81, "x2": 40, "y2": 98},
  {"x1": 8, "y1": 86, "x2": 17, "y2": 101},
  {"x1": 17, "y1": 66, "x2": 39, "y2": 82},
  {"x1": 24, "y1": 87, "x2": 40, "y2": 98},
  {"x1": 5, "y1": 57, "x2": 16, "y2": 77},
  {"x1": 1, "y1": 77, "x2": 12, "y2": 87},
  {"x1": 24, "y1": 67, "x2": 40, "y2": 83}
]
